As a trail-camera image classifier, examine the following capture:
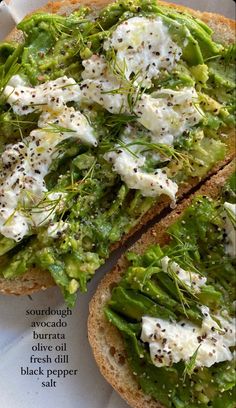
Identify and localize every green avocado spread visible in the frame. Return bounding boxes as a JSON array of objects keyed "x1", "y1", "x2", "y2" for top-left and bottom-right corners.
[
  {"x1": 105, "y1": 173, "x2": 236, "y2": 408},
  {"x1": 0, "y1": 0, "x2": 235, "y2": 306}
]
